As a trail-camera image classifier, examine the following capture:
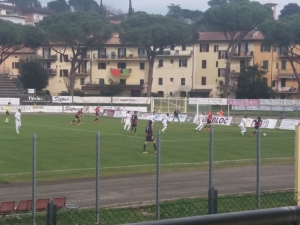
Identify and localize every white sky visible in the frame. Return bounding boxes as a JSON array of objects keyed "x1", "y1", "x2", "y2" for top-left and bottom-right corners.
[{"x1": 40, "y1": 0, "x2": 294, "y2": 16}]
